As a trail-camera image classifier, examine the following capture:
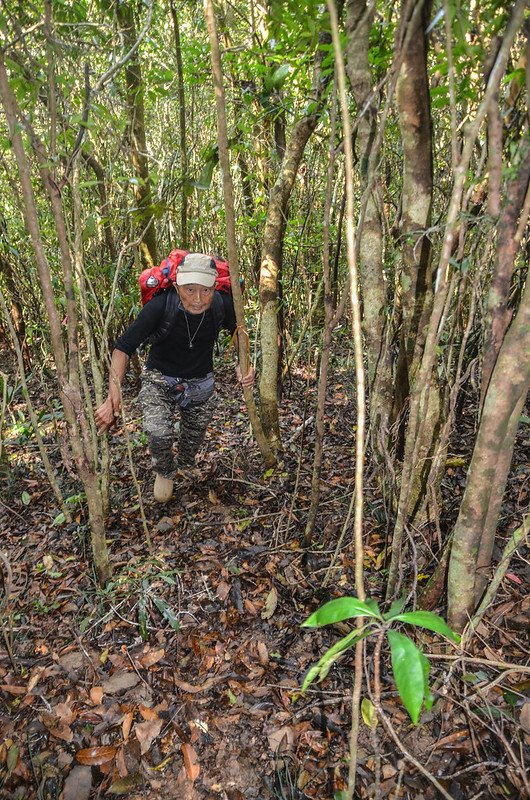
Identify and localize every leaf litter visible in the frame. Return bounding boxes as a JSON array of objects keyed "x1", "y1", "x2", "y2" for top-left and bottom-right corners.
[{"x1": 0, "y1": 355, "x2": 529, "y2": 799}]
